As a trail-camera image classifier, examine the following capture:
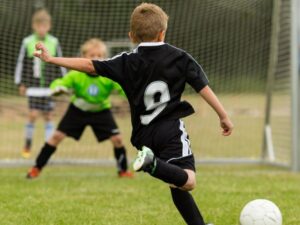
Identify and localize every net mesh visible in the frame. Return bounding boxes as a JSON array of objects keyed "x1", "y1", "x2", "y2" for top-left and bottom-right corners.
[{"x1": 0, "y1": 0, "x2": 277, "y2": 164}]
